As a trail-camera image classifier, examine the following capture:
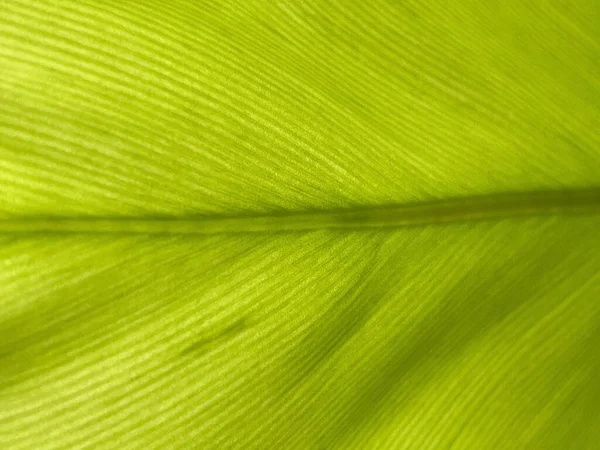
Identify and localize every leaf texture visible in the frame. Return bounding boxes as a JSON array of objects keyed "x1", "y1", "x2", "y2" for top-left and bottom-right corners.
[{"x1": 1, "y1": 1, "x2": 600, "y2": 449}]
